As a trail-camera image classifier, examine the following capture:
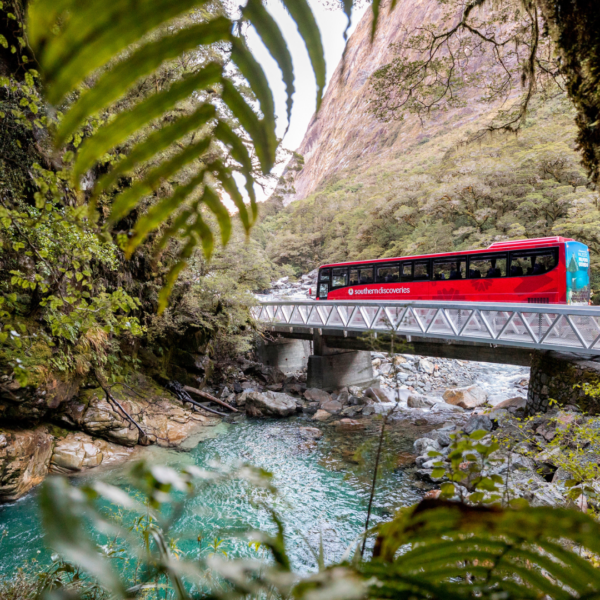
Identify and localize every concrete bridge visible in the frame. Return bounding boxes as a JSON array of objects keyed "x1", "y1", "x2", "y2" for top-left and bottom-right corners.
[{"x1": 253, "y1": 300, "x2": 600, "y2": 413}]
